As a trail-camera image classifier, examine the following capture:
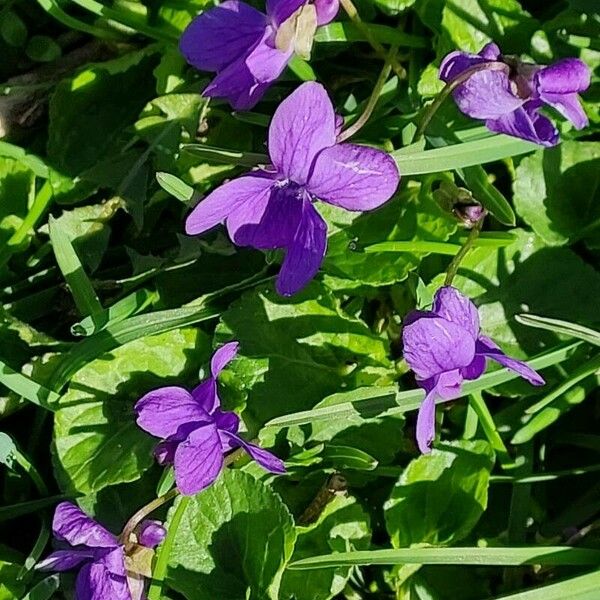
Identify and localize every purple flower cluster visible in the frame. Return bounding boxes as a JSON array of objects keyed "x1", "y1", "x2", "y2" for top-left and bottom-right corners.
[
  {"x1": 180, "y1": 0, "x2": 339, "y2": 109},
  {"x1": 37, "y1": 502, "x2": 165, "y2": 600},
  {"x1": 185, "y1": 81, "x2": 400, "y2": 296},
  {"x1": 402, "y1": 287, "x2": 545, "y2": 453},
  {"x1": 135, "y1": 342, "x2": 285, "y2": 495},
  {"x1": 440, "y1": 42, "x2": 591, "y2": 146}
]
